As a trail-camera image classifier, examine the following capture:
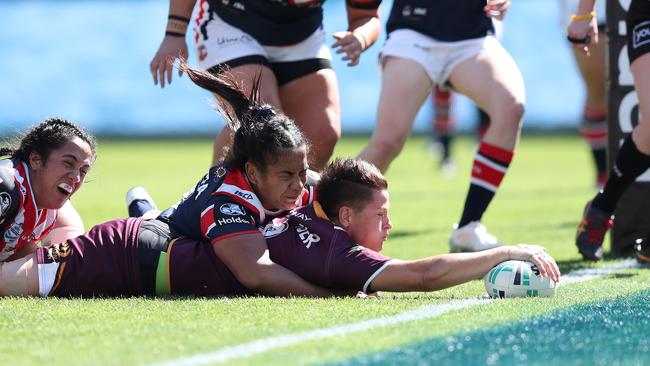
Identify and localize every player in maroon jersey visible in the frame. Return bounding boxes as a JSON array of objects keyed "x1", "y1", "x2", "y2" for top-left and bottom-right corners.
[
  {"x1": 150, "y1": 0, "x2": 381, "y2": 170},
  {"x1": 0, "y1": 158, "x2": 559, "y2": 298},
  {"x1": 0, "y1": 118, "x2": 96, "y2": 264}
]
